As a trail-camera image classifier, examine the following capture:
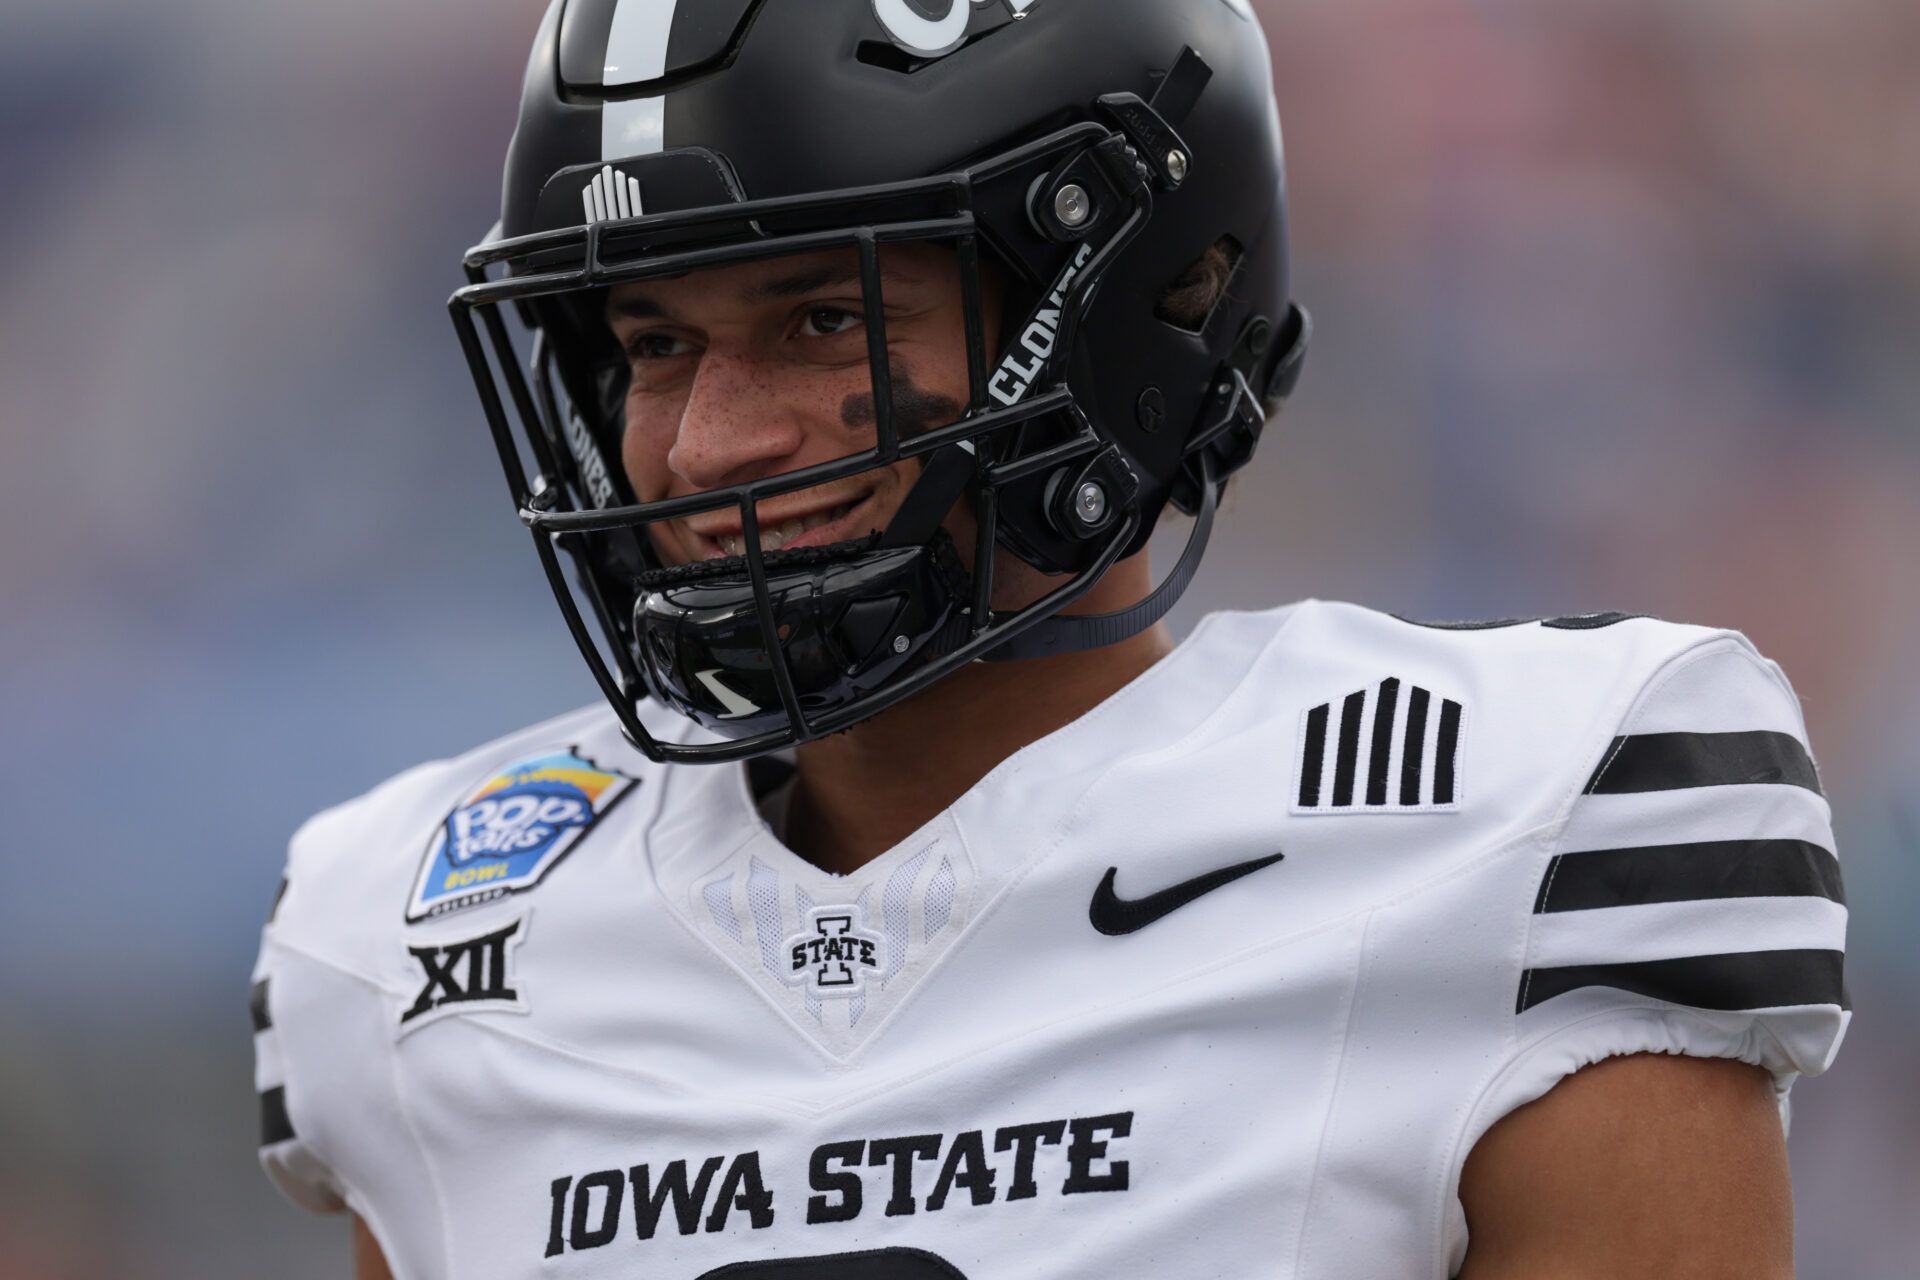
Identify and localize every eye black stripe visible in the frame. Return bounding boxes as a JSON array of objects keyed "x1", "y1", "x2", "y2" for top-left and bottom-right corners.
[
  {"x1": 1586, "y1": 731, "x2": 1821, "y2": 796},
  {"x1": 1518, "y1": 948, "x2": 1847, "y2": 1014},
  {"x1": 1535, "y1": 839, "x2": 1844, "y2": 914}
]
